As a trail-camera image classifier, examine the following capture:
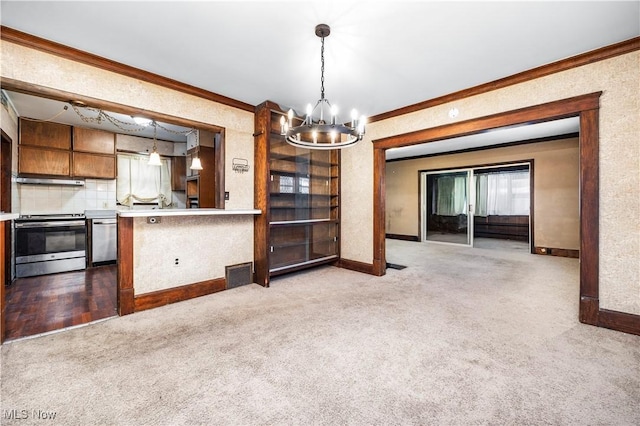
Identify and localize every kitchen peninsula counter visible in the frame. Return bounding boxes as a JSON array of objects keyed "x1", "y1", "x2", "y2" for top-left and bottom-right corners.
[
  {"x1": 117, "y1": 208, "x2": 259, "y2": 315},
  {"x1": 118, "y1": 208, "x2": 261, "y2": 217},
  {"x1": 0, "y1": 213, "x2": 19, "y2": 221}
]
